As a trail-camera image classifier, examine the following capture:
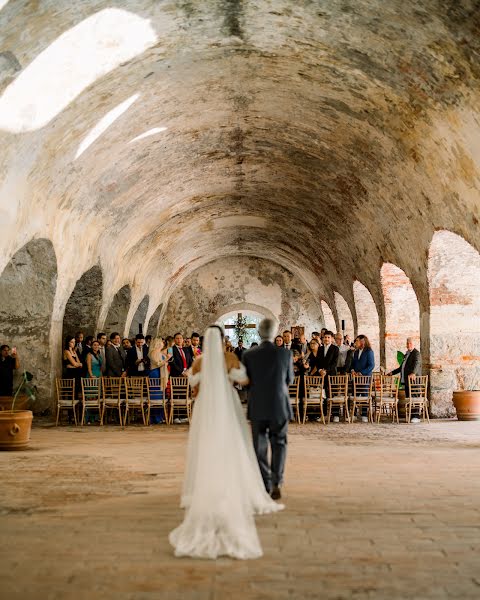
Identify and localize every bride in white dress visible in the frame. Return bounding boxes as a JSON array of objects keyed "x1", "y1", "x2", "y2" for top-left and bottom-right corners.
[{"x1": 169, "y1": 325, "x2": 283, "y2": 560}]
